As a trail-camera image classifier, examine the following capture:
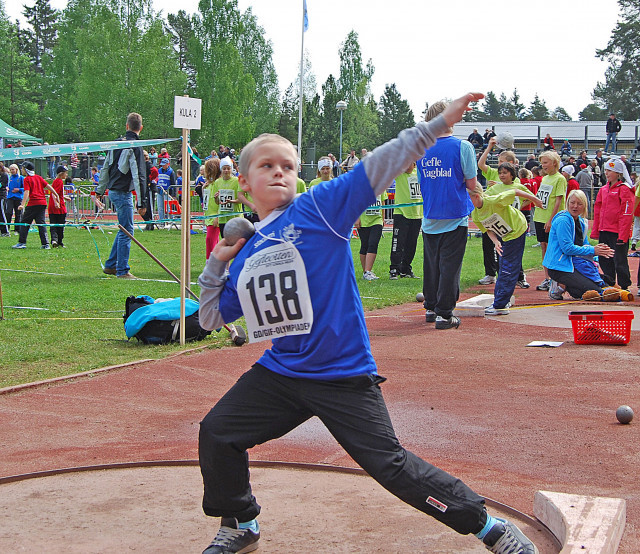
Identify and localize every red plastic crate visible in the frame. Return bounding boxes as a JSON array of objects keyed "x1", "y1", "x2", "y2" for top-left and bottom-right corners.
[{"x1": 569, "y1": 310, "x2": 634, "y2": 345}]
